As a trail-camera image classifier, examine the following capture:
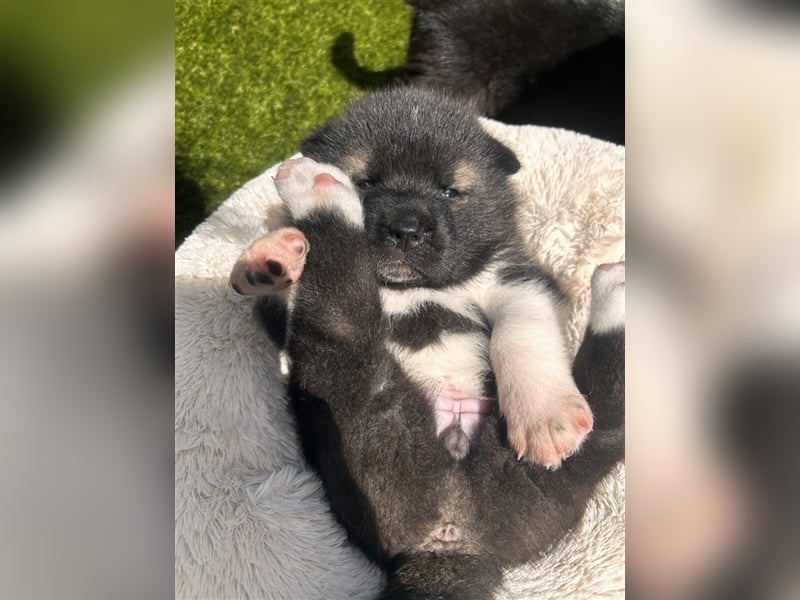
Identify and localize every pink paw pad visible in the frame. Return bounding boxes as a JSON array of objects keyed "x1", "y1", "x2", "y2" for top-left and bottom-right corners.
[
  {"x1": 274, "y1": 158, "x2": 304, "y2": 181},
  {"x1": 229, "y1": 227, "x2": 308, "y2": 296},
  {"x1": 313, "y1": 172, "x2": 342, "y2": 188}
]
